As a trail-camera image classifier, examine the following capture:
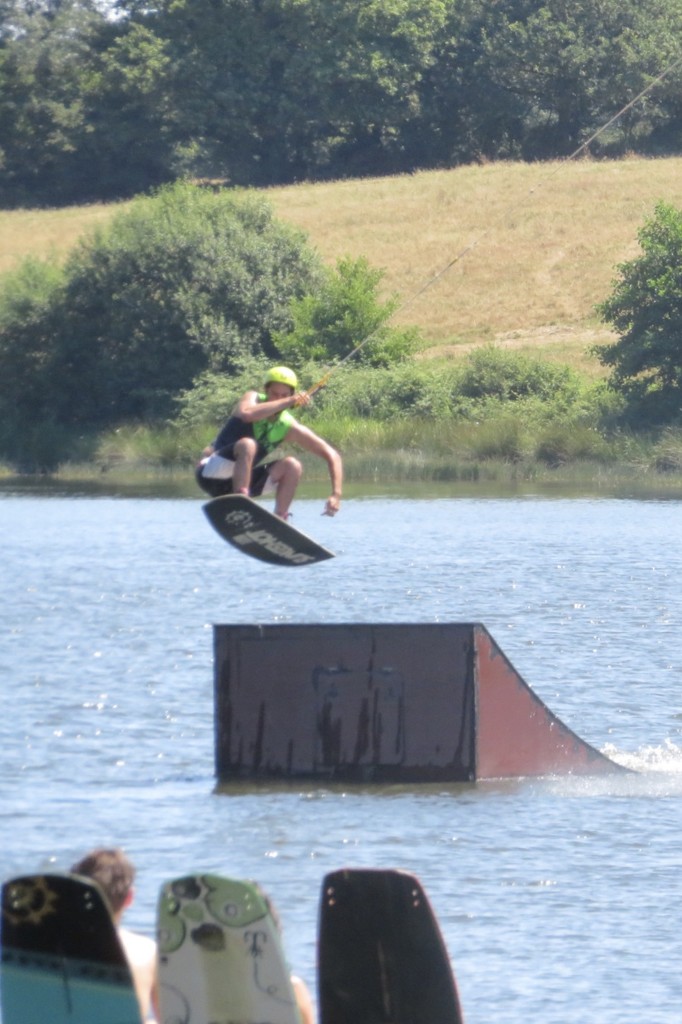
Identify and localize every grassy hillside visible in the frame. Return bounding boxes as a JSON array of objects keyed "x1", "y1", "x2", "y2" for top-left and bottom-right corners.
[
  {"x1": 4, "y1": 156, "x2": 682, "y2": 376},
  {"x1": 1, "y1": 202, "x2": 127, "y2": 274}
]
